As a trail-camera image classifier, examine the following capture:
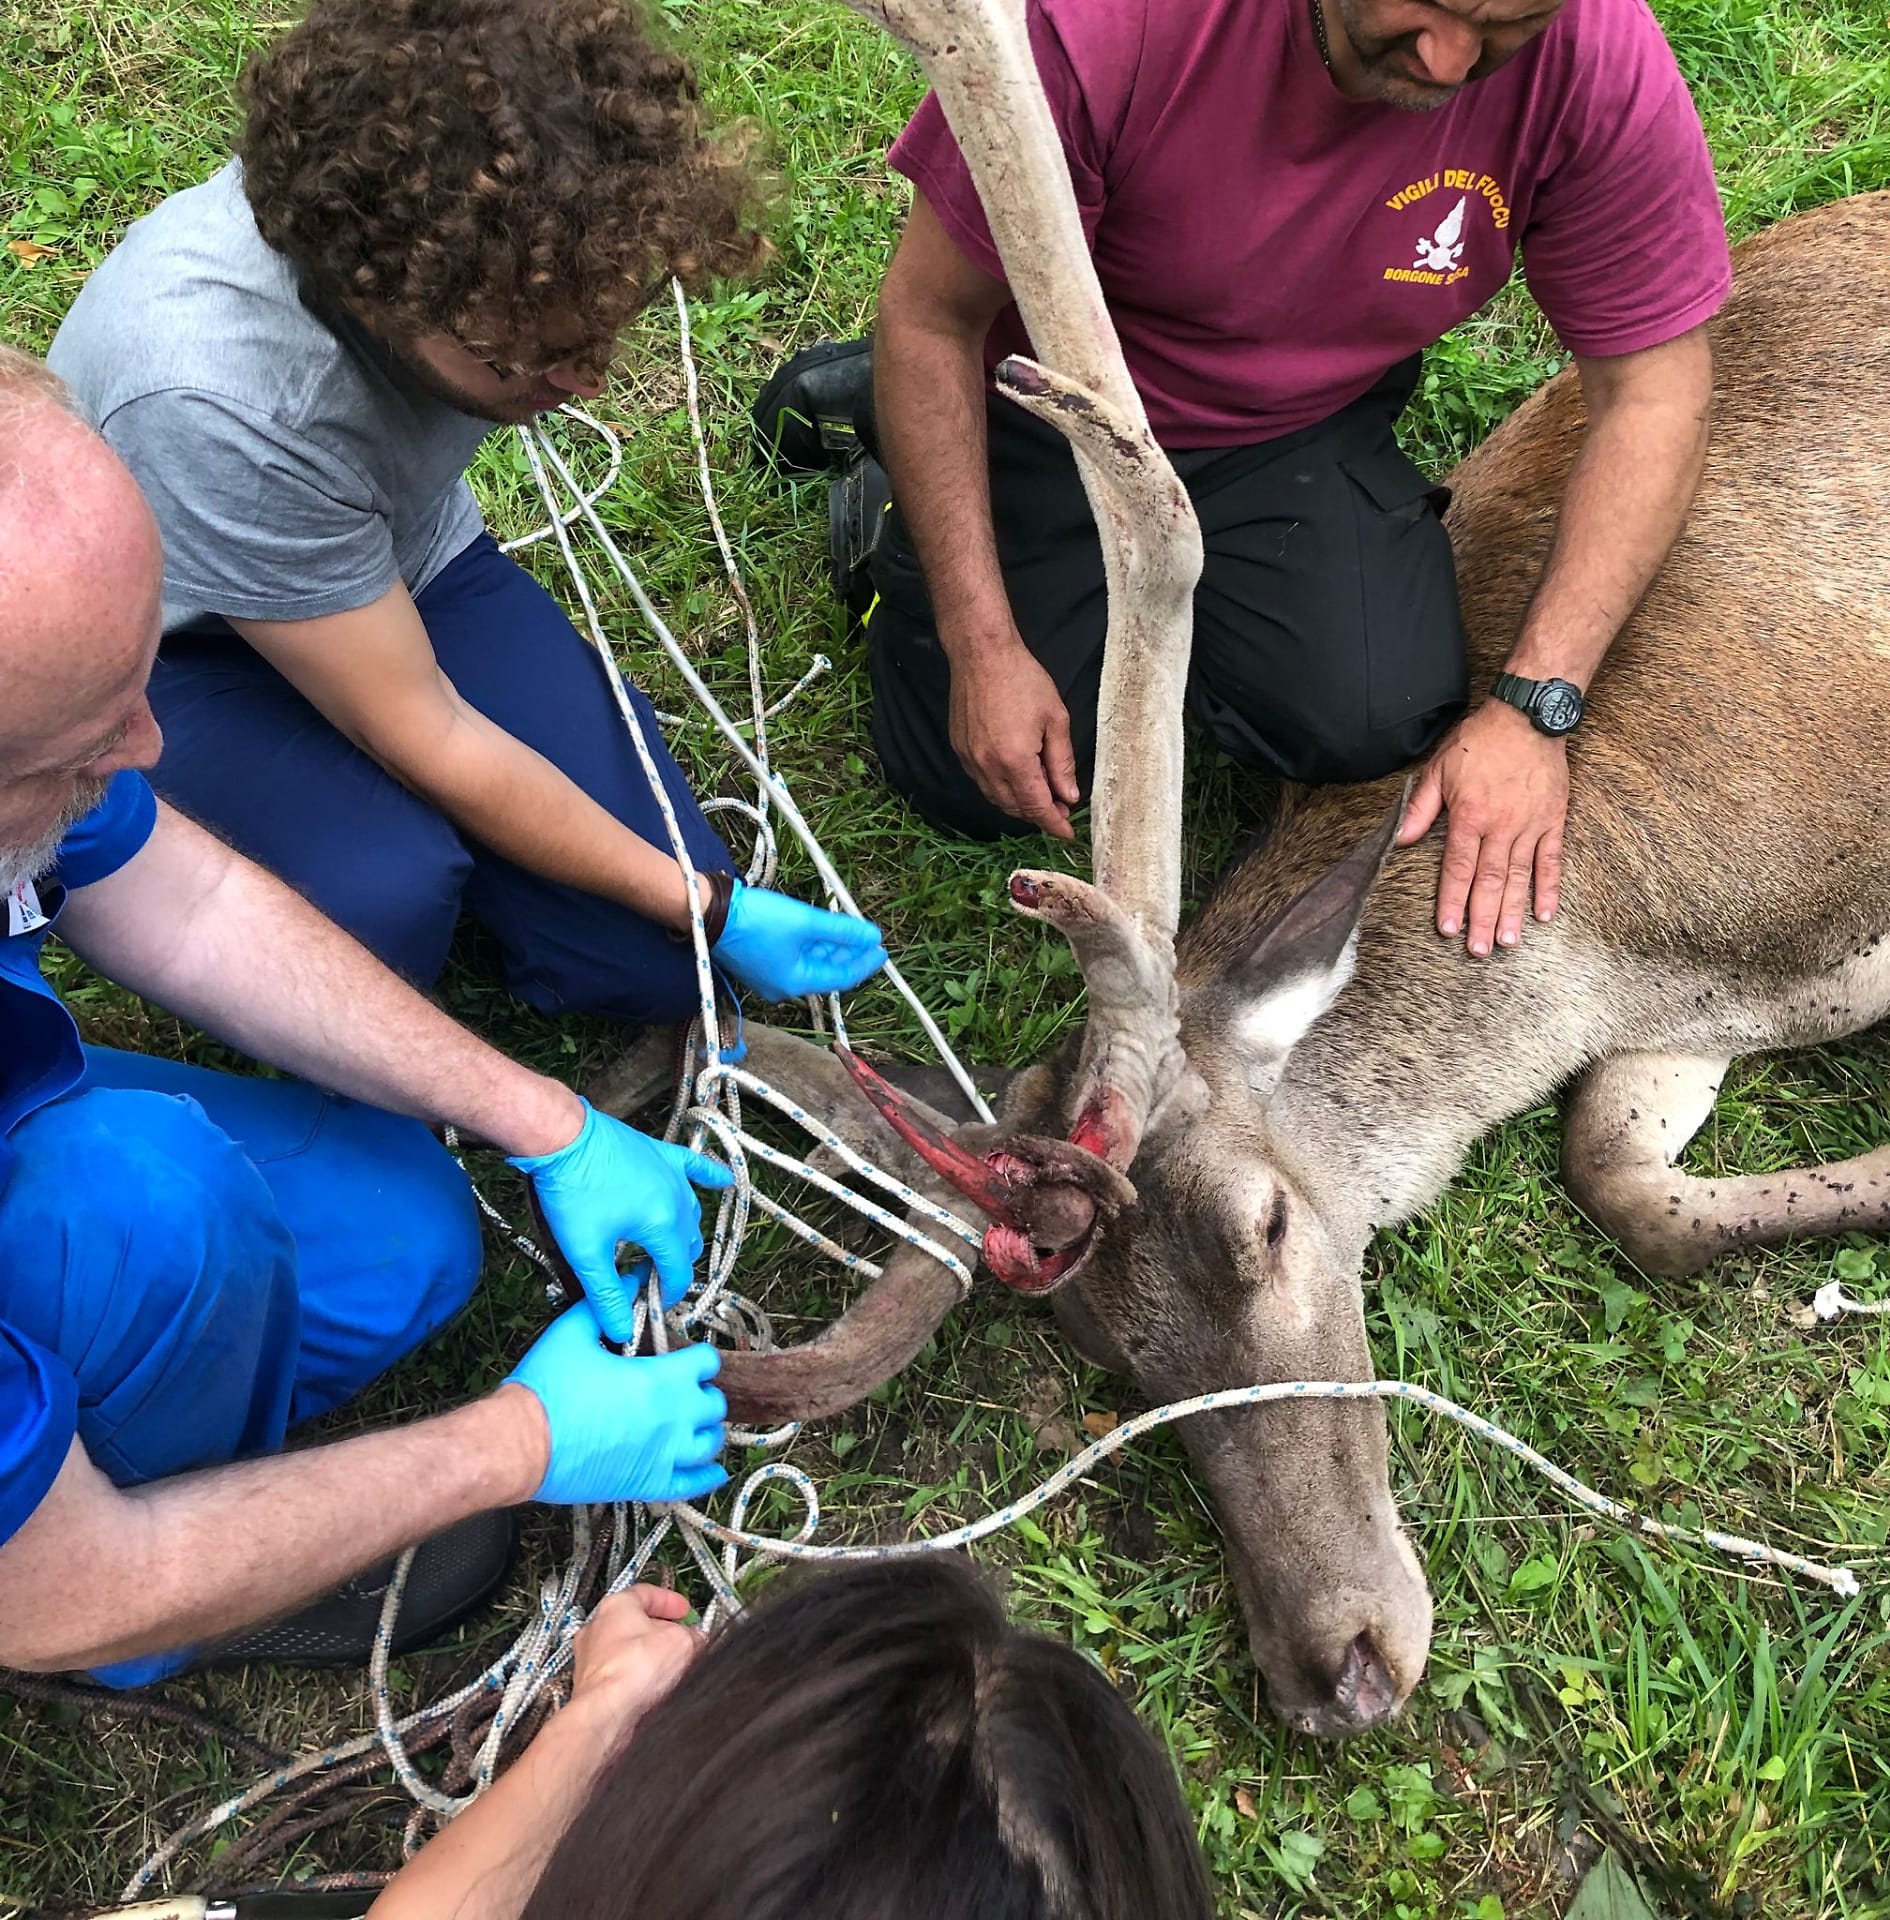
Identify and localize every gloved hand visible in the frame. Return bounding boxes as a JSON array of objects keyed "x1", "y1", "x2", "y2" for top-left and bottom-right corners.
[
  {"x1": 508, "y1": 1302, "x2": 728, "y2": 1505},
  {"x1": 711, "y1": 881, "x2": 889, "y2": 1002},
  {"x1": 511, "y1": 1101, "x2": 733, "y2": 1340}
]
